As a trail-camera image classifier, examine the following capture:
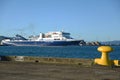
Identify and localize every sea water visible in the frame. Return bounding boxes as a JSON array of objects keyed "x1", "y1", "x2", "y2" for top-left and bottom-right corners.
[{"x1": 0, "y1": 46, "x2": 120, "y2": 59}]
